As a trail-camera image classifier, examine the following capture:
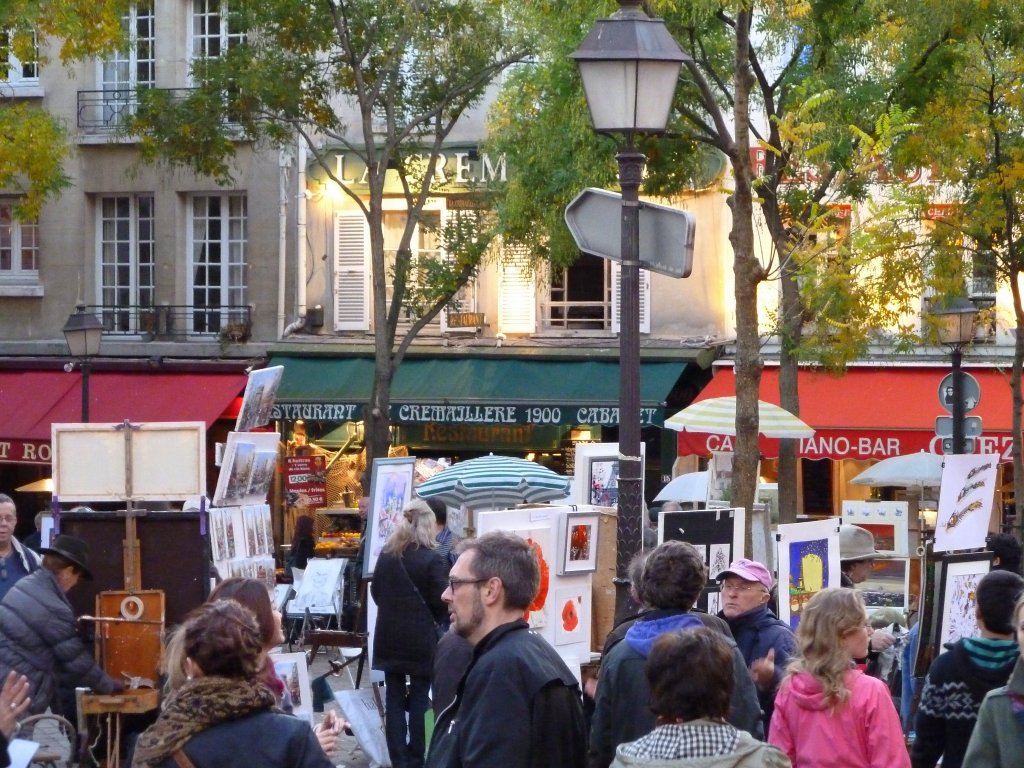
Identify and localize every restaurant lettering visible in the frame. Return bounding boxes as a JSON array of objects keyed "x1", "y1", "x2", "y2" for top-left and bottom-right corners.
[
  {"x1": 272, "y1": 403, "x2": 361, "y2": 421},
  {"x1": 0, "y1": 440, "x2": 52, "y2": 465},
  {"x1": 424, "y1": 423, "x2": 537, "y2": 445}
]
